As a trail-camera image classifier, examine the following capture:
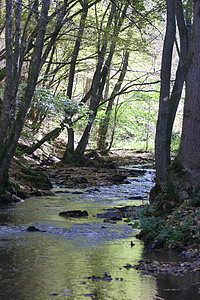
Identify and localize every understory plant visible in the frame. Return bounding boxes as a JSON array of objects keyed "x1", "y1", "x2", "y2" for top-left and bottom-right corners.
[{"x1": 137, "y1": 201, "x2": 200, "y2": 248}]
